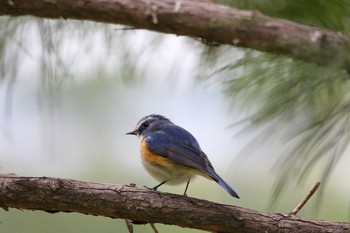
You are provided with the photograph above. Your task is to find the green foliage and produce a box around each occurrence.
[219,0,350,33]
[213,51,349,197]
[220,52,348,123]
[208,0,350,201]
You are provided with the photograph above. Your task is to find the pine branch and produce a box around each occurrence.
[0,174,348,233]
[0,0,349,71]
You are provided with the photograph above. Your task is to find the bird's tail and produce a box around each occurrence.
[207,166,239,198]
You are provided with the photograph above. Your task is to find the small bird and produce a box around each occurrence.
[126,114,239,198]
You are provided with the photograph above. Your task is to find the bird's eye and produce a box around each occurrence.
[141,122,149,129]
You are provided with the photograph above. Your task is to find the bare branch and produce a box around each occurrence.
[125,219,134,233]
[291,181,321,215]
[150,223,160,233]
[0,0,349,70]
[0,174,348,233]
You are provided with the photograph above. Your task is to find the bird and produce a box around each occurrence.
[126,114,239,198]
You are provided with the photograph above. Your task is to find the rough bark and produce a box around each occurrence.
[0,174,349,233]
[0,0,350,71]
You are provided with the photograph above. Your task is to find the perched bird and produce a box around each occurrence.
[126,114,239,198]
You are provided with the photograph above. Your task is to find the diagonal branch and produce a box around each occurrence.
[291,181,321,215]
[0,0,350,71]
[0,174,348,233]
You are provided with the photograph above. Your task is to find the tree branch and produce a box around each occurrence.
[0,174,349,233]
[0,0,350,71]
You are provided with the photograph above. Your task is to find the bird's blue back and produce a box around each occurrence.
[145,124,215,176]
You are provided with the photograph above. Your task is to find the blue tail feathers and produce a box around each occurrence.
[216,175,240,198]
[207,166,239,198]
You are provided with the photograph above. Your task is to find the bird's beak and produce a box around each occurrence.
[126,130,138,136]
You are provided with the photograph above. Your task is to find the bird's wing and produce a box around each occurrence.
[145,128,214,176]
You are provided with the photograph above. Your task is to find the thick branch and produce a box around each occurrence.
[1,0,350,70]
[0,174,349,233]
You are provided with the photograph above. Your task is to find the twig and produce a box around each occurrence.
[291,181,321,215]
[150,223,159,233]
[114,26,138,31]
[124,219,134,233]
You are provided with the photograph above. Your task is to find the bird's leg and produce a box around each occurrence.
[183,178,191,196]
[152,181,167,191]
[144,181,167,191]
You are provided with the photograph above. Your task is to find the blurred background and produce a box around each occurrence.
[1,1,350,232]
